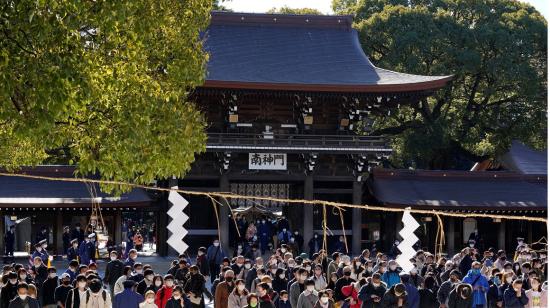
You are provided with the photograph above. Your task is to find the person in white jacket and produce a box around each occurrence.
[113,266,132,296]
[139,290,158,308]
[228,279,248,308]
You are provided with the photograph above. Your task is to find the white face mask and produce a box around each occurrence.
[306,286,314,292]
[78,282,87,289]
[237,284,245,291]
[19,294,28,300]
[320,297,329,304]
[390,265,397,271]
[506,277,513,284]
[49,273,56,279]
[281,249,287,253]
[146,275,154,281]
[110,256,117,261]
[279,274,286,279]
[42,244,48,249]
[146,298,155,303]
[136,269,143,274]
[213,242,220,247]
[155,281,162,287]
[20,275,27,280]
[166,281,174,287]
[245,264,251,269]
[173,295,181,300]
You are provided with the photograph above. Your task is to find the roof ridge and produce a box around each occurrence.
[210,11,353,29]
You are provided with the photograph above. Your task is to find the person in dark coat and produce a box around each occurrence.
[502,279,528,308]
[104,250,125,295]
[458,249,474,277]
[1,272,19,308]
[113,280,144,308]
[30,257,48,293]
[4,225,15,264]
[334,267,355,304]
[67,239,79,264]
[55,273,73,307]
[183,266,208,308]
[448,283,473,308]
[165,286,192,308]
[35,226,48,245]
[206,240,226,284]
[42,267,59,306]
[358,273,386,308]
[418,276,438,308]
[381,283,408,308]
[137,269,155,296]
[308,234,322,257]
[78,234,95,265]
[196,247,210,277]
[71,223,85,243]
[62,226,71,255]
[31,240,49,264]
[7,283,40,308]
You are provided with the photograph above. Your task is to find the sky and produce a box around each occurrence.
[223,0,548,19]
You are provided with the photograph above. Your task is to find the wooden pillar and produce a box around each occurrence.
[0,213,4,256]
[219,174,230,253]
[303,175,314,252]
[56,212,63,256]
[352,181,363,255]
[528,222,533,244]
[447,218,455,256]
[115,211,122,247]
[498,220,506,251]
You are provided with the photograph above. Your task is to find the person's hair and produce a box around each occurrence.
[530,277,542,291]
[513,278,523,286]
[133,262,143,269]
[491,268,500,276]
[173,285,183,295]
[317,290,328,298]
[257,282,270,291]
[28,284,37,296]
[153,275,163,284]
[332,252,340,260]
[69,260,79,268]
[76,274,87,282]
[279,290,288,296]
[304,279,315,286]
[129,249,137,254]
[297,268,308,275]
[424,276,436,289]
[47,267,57,273]
[372,272,381,280]
[394,283,406,295]
[17,282,28,290]
[89,279,102,293]
[123,266,132,276]
[164,274,174,281]
[110,251,118,256]
[247,293,259,304]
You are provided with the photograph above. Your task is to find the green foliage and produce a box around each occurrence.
[0,0,212,193]
[353,0,547,169]
[266,6,324,15]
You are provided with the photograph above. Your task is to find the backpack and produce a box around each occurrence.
[86,289,107,303]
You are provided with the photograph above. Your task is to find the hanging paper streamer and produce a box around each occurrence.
[396,208,420,272]
[167,187,189,254]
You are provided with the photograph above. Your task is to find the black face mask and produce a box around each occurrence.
[63,280,71,285]
[225,277,234,282]
[343,272,351,277]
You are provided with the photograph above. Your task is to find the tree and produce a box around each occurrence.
[0,0,212,192]
[266,6,323,15]
[349,0,547,169]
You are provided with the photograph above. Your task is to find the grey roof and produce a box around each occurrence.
[0,167,151,207]
[369,169,547,210]
[499,140,547,175]
[201,12,452,92]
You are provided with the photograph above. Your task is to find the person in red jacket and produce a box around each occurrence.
[341,278,367,308]
[156,274,175,308]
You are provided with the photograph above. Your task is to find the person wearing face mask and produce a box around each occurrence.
[228,279,248,308]
[130,263,145,284]
[55,273,73,308]
[278,228,292,246]
[342,278,367,308]
[486,269,503,308]
[195,247,210,278]
[308,234,322,258]
[104,251,124,295]
[17,269,33,285]
[137,269,156,296]
[82,278,111,308]
[334,266,356,305]
[313,290,334,308]
[146,275,163,294]
[67,239,79,265]
[381,260,400,289]
[140,290,159,308]
[381,283,408,308]
[358,273,386,308]
[7,283,40,308]
[31,240,49,264]
[297,279,318,308]
[125,249,139,268]
[155,275,176,308]
[275,290,292,308]
[41,267,59,307]
[214,270,235,308]
[113,279,144,308]
[78,234,95,266]
[272,268,288,293]
[30,256,48,292]
[437,270,461,308]
[503,279,528,308]
[312,265,327,291]
[462,262,489,308]
[1,272,19,308]
[65,274,88,308]
[245,257,264,291]
[327,253,340,281]
[525,276,546,308]
[289,268,309,307]
[207,240,227,284]
[184,265,209,307]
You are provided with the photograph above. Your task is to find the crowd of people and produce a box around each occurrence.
[0,218,548,308]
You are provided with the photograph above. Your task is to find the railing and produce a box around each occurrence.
[206,133,392,153]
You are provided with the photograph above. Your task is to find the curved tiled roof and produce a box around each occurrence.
[500,140,547,175]
[201,11,453,93]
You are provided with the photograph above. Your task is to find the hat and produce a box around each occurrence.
[38,239,47,245]
[60,273,71,279]
[123,280,136,288]
[299,253,309,260]
[63,226,70,230]
[70,238,79,244]
[87,233,96,239]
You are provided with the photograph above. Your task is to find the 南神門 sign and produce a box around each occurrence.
[249,153,287,170]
